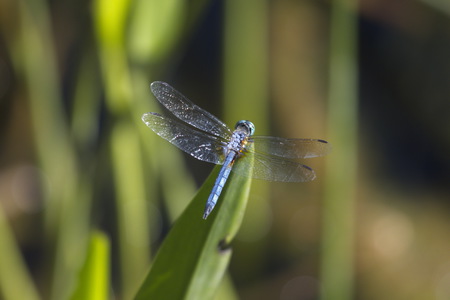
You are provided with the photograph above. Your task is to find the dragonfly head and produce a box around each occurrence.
[235,120,255,136]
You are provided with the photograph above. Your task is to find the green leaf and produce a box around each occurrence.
[70,231,110,300]
[134,161,253,300]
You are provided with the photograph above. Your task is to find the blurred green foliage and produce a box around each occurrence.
[0,0,450,300]
[70,231,110,300]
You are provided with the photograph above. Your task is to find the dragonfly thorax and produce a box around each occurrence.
[226,130,250,156]
[225,121,254,156]
[234,120,255,136]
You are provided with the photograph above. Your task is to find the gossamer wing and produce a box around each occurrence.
[142,81,331,219]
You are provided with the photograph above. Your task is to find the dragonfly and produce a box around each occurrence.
[142,81,331,219]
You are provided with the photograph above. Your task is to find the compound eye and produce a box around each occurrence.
[235,120,255,136]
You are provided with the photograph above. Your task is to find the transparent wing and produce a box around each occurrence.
[150,81,232,139]
[232,151,317,182]
[251,136,331,159]
[142,112,227,164]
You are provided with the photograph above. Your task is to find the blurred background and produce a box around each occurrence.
[1,0,450,299]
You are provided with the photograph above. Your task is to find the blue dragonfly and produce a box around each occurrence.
[142,82,331,219]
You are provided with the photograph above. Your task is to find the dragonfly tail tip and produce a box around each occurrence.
[203,205,214,220]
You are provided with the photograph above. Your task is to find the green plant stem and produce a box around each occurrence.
[223,0,271,266]
[15,1,90,299]
[111,122,150,298]
[321,0,358,299]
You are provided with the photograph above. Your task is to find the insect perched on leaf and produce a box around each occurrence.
[142,82,331,219]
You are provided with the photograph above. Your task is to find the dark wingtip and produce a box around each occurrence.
[317,139,332,155]
[303,165,313,171]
